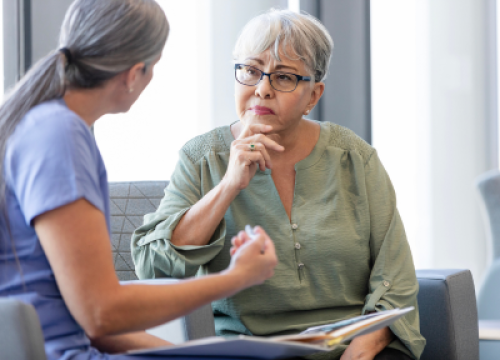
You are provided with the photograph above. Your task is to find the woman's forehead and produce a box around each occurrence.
[242,47,306,71]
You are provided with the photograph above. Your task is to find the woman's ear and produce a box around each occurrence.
[308,81,325,109]
[124,63,146,93]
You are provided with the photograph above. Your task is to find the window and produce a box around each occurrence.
[94,0,212,181]
[370,0,430,268]
[95,0,297,182]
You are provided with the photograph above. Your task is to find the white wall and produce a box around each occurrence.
[209,0,287,128]
[371,0,495,287]
[31,0,74,61]
[93,0,287,181]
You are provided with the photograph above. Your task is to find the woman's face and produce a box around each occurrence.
[234,47,324,133]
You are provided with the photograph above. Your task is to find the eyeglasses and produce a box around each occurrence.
[234,64,311,92]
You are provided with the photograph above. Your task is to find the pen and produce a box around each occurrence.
[245,225,265,254]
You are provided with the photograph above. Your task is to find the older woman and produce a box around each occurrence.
[132,9,425,360]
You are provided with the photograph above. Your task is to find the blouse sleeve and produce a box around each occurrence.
[5,112,105,226]
[361,150,426,359]
[131,149,226,280]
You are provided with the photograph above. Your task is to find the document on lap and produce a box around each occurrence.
[123,307,414,359]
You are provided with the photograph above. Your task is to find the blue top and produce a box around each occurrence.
[0,98,299,360]
[0,99,110,360]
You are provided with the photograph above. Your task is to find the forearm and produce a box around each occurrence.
[36,199,276,340]
[92,270,246,337]
[170,178,238,246]
[90,331,172,354]
[342,327,394,360]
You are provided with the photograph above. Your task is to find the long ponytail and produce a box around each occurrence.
[0,0,169,250]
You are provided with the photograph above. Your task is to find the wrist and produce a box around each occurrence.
[220,267,251,294]
[219,176,241,198]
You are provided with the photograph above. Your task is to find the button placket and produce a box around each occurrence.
[291,222,305,281]
[292,223,301,251]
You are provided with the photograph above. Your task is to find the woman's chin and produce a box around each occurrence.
[245,116,276,126]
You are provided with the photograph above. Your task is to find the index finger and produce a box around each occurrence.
[238,123,273,140]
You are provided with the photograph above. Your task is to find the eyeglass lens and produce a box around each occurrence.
[236,65,298,92]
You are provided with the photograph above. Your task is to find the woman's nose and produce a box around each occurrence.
[255,75,274,99]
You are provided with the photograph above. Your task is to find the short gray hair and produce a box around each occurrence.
[233,9,333,82]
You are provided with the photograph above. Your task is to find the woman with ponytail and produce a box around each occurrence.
[0,1,278,359]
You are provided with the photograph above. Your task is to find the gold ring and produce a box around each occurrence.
[249,144,255,151]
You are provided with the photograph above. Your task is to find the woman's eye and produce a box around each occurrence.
[278,74,292,81]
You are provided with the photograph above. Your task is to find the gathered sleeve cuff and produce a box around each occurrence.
[131,149,226,279]
[362,150,426,360]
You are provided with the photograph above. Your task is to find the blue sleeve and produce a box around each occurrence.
[5,109,105,226]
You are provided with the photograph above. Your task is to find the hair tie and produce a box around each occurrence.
[59,47,73,65]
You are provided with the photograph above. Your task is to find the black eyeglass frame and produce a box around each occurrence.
[234,64,311,93]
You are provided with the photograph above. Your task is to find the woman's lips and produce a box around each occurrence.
[250,105,275,115]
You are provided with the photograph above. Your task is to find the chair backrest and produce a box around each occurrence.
[417,269,479,360]
[476,170,500,260]
[0,298,47,360]
[110,181,216,342]
[109,181,168,281]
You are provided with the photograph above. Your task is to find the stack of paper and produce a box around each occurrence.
[125,307,414,359]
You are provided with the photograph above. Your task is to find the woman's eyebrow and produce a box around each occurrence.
[275,64,298,72]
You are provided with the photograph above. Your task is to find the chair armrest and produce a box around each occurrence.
[121,279,215,342]
[0,298,47,360]
[416,269,479,360]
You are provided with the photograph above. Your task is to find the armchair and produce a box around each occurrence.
[110,181,481,359]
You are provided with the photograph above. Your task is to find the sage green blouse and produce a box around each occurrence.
[131,121,426,359]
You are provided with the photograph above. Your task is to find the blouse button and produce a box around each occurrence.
[295,243,301,250]
[291,224,298,230]
[383,281,390,287]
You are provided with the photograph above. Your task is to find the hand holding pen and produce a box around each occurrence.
[227,225,277,286]
[230,225,268,256]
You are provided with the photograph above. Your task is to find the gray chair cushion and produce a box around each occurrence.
[183,303,217,340]
[109,181,168,281]
[417,269,479,360]
[0,298,47,360]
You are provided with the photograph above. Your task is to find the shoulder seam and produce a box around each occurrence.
[364,148,376,166]
[326,122,374,165]
[182,127,230,163]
